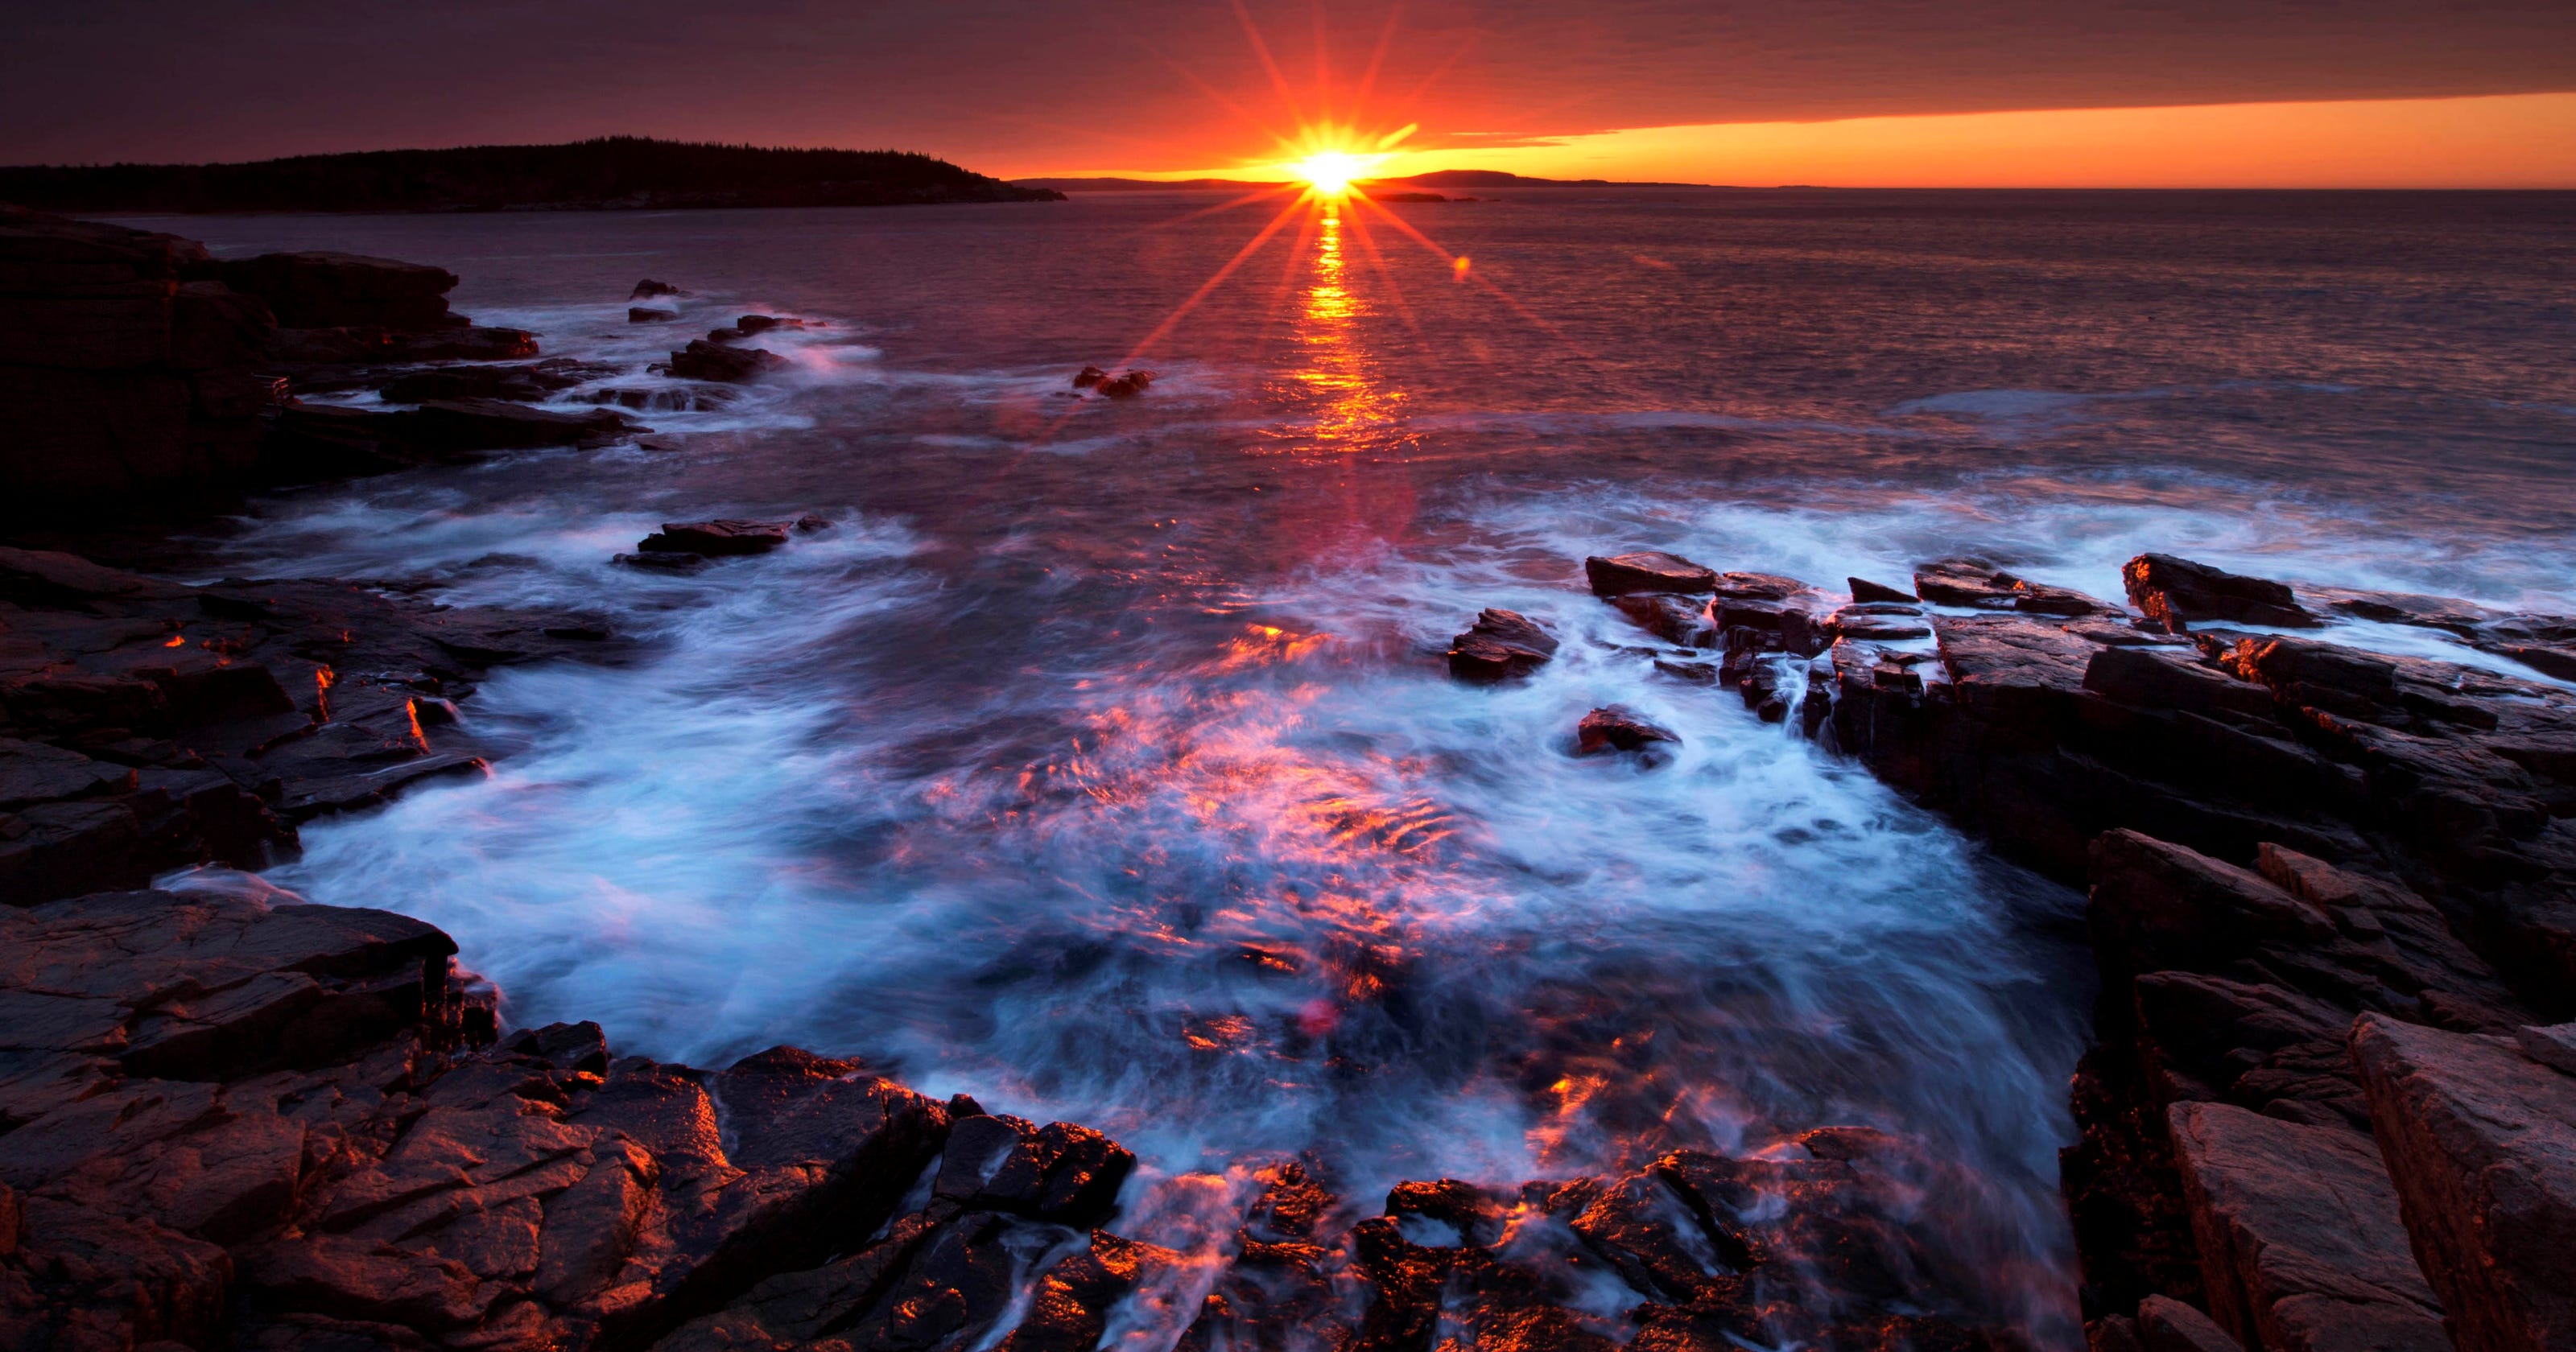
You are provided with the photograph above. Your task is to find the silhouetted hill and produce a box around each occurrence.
[0,137,1063,214]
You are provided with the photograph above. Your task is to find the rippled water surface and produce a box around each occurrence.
[142,190,2576,1343]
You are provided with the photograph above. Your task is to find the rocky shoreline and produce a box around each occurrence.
[6,205,2573,1352]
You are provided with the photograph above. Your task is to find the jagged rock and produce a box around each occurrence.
[1916,558,2124,617]
[1575,706,1678,760]
[1095,369,1156,398]
[2124,554,2318,631]
[1585,550,1717,597]
[501,1021,609,1074]
[1851,575,1918,604]
[2351,1015,2576,1352]
[1447,608,1557,682]
[995,1230,1179,1352]
[1385,1178,1508,1246]
[667,340,786,382]
[1071,365,1107,389]
[931,1113,1136,1226]
[0,1189,233,1350]
[2167,1101,2449,1352]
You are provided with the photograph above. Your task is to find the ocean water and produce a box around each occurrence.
[142,189,2576,1344]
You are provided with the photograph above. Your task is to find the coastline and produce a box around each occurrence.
[5,210,2574,1352]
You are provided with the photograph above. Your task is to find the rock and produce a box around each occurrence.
[1916,557,2123,617]
[0,888,459,1093]
[1611,592,1715,646]
[634,520,795,558]
[1385,1178,1508,1246]
[2513,1023,2576,1076]
[930,1113,1136,1226]
[1071,365,1107,389]
[629,307,678,323]
[1095,369,1155,398]
[1829,606,1933,643]
[1575,706,1678,760]
[270,324,540,366]
[197,252,464,331]
[2165,1100,2448,1352]
[1585,550,1718,597]
[502,1021,610,1074]
[1447,608,1558,682]
[731,315,801,336]
[407,398,642,451]
[667,339,786,382]
[2140,1296,2248,1352]
[0,207,273,509]
[630,279,685,299]
[378,360,607,405]
[1851,575,1918,604]
[2124,554,2318,631]
[2351,1014,2576,1352]
[0,1190,233,1351]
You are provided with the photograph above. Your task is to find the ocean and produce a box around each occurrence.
[134,188,2576,1345]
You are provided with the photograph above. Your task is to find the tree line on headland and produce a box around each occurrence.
[0,135,1063,213]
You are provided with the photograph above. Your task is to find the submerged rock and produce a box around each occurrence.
[1071,365,1108,389]
[1095,369,1156,398]
[634,518,800,558]
[1447,608,1558,682]
[628,306,678,323]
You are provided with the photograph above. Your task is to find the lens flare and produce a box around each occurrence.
[1295,150,1368,196]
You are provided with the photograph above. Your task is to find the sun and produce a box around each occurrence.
[1294,150,1370,197]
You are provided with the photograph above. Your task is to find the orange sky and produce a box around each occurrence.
[1082,93,2576,190]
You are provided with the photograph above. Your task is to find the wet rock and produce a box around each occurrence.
[1612,592,1715,646]
[2166,1100,2448,1352]
[1585,550,1719,597]
[0,887,459,1090]
[2124,554,2318,631]
[931,1112,1136,1226]
[410,398,642,451]
[1385,1178,1508,1246]
[667,339,786,382]
[629,306,679,323]
[1096,369,1156,398]
[576,383,737,413]
[1447,608,1558,682]
[1071,365,1108,389]
[0,1189,233,1350]
[630,279,686,299]
[1829,606,1934,643]
[1576,706,1679,760]
[502,1021,611,1074]
[270,324,540,367]
[1851,575,1918,604]
[997,1230,1180,1352]
[634,518,797,558]
[2351,1014,2576,1352]
[1916,557,2124,617]
[378,359,608,404]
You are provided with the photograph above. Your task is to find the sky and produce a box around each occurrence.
[4,0,2573,187]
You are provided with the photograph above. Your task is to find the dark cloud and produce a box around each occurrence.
[4,0,2570,171]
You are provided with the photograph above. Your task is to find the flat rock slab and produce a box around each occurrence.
[2124,554,2318,631]
[2166,1100,2448,1352]
[1584,550,1717,596]
[2351,1014,2576,1352]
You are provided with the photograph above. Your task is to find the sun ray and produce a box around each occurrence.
[1116,192,1315,369]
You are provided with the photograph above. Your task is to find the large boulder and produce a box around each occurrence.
[667,340,786,382]
[2351,1015,2576,1352]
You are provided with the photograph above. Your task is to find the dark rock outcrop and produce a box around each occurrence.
[1915,557,2124,618]
[377,360,609,405]
[1446,608,1557,682]
[0,206,276,513]
[2351,1015,2576,1352]
[1094,369,1154,398]
[268,398,643,479]
[2124,554,2318,631]
[0,545,619,904]
[629,306,678,324]
[194,252,463,332]
[630,280,685,300]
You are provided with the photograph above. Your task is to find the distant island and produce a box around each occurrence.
[0,136,1063,214]
[1016,168,1707,192]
